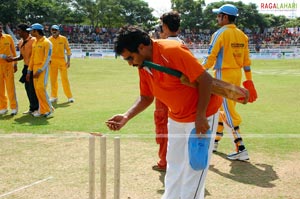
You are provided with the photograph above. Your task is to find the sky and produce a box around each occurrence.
[144,0,299,18]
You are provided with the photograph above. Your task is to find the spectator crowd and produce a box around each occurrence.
[7,23,300,49]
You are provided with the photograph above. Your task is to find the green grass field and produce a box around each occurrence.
[1,58,299,132]
[1,58,300,154]
[0,58,143,134]
[1,59,299,143]
[0,58,300,199]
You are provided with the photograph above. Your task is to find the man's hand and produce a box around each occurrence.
[25,73,30,82]
[13,65,17,73]
[33,72,40,78]
[195,115,210,136]
[6,56,14,62]
[195,71,212,136]
[105,114,129,131]
[33,69,42,78]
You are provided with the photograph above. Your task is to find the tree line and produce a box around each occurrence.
[0,0,299,32]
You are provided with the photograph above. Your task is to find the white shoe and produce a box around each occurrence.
[213,142,218,152]
[50,98,58,103]
[32,111,41,117]
[0,109,8,115]
[227,149,249,161]
[11,109,18,115]
[68,98,75,103]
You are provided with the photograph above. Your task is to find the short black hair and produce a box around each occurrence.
[17,23,30,33]
[160,11,181,32]
[220,13,237,23]
[114,25,151,55]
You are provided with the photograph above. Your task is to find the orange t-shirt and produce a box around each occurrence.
[18,36,35,66]
[139,40,222,122]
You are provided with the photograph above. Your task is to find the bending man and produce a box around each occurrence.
[106,25,222,199]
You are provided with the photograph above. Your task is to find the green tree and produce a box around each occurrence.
[71,0,156,29]
[71,0,101,26]
[13,0,84,25]
[51,0,85,24]
[0,0,18,25]
[119,0,157,29]
[265,14,289,27]
[1,0,298,33]
[285,17,300,27]
[171,0,206,30]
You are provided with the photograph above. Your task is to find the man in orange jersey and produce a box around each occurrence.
[26,23,53,118]
[202,4,257,160]
[106,25,222,199]
[152,11,186,173]
[7,24,39,114]
[48,25,74,103]
[0,22,18,116]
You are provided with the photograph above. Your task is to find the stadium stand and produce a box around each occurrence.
[5,23,300,58]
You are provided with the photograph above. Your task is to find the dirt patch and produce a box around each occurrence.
[206,151,299,199]
[0,134,299,199]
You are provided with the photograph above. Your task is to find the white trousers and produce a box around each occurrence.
[162,112,219,199]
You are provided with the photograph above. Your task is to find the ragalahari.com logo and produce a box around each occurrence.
[260,2,297,11]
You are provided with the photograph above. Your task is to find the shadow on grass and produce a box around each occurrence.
[52,102,71,109]
[12,114,52,126]
[0,114,16,120]
[210,151,279,188]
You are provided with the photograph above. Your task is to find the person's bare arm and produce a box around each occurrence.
[195,71,213,135]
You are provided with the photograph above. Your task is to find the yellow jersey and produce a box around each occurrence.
[48,35,71,60]
[0,34,17,64]
[202,24,251,70]
[28,36,52,72]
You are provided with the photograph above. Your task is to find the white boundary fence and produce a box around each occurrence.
[69,43,300,60]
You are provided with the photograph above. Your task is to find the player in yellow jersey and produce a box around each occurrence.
[48,25,74,103]
[0,22,18,116]
[202,4,258,160]
[26,23,53,118]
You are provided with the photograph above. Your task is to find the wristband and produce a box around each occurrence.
[244,71,252,80]
[0,54,7,59]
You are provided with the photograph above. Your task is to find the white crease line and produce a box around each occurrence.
[0,133,300,139]
[253,70,300,76]
[0,176,53,198]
